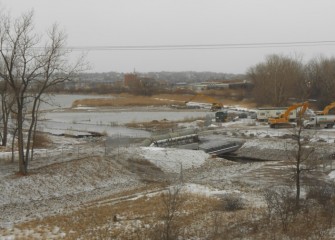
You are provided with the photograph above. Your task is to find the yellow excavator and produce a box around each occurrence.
[185,93,222,111]
[268,101,309,128]
[316,102,335,115]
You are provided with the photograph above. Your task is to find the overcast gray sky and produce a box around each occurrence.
[2,0,335,73]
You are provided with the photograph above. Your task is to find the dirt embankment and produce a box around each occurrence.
[71,94,188,108]
[71,93,256,108]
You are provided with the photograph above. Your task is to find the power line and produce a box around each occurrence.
[65,40,335,51]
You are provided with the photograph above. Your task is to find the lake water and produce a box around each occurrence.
[41,94,214,138]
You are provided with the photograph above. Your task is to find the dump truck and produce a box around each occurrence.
[303,115,335,129]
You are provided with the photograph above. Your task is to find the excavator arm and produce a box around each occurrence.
[317,102,335,115]
[268,101,309,128]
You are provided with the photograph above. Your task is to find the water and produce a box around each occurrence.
[43,111,212,125]
[41,121,151,138]
[40,94,214,138]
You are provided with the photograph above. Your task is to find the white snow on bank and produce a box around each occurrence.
[177,120,203,129]
[182,183,240,197]
[131,184,239,201]
[328,171,335,179]
[73,106,96,110]
[137,147,210,173]
[242,138,293,150]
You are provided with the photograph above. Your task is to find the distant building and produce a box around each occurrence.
[174,82,188,89]
[192,83,208,92]
[228,80,253,89]
[124,73,140,88]
[206,82,230,89]
[184,80,253,92]
[123,73,158,96]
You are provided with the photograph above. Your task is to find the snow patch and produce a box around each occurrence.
[328,171,335,179]
[138,147,210,173]
[182,183,239,197]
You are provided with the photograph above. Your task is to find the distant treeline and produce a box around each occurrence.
[48,71,246,95]
[77,71,245,84]
[247,54,335,108]
[50,54,335,110]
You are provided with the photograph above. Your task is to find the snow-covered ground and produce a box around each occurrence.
[136,147,209,173]
[2,102,335,238]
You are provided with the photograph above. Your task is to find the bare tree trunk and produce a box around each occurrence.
[11,128,17,163]
[30,121,36,162]
[0,80,13,147]
[2,115,8,146]
[296,164,301,207]
[17,107,27,174]
[292,125,315,208]
[295,127,302,207]
[29,97,41,162]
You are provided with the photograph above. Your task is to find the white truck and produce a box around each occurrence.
[256,107,297,122]
[303,115,335,129]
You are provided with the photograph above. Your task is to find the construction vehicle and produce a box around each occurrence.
[215,110,228,122]
[256,107,297,122]
[185,93,222,111]
[268,102,309,128]
[316,102,335,115]
[303,115,335,129]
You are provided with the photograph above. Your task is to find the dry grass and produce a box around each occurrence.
[33,132,52,148]
[125,116,206,131]
[71,93,256,108]
[126,119,177,130]
[14,191,223,239]
[71,93,189,108]
[11,188,335,239]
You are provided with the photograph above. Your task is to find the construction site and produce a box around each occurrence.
[1,0,335,237]
[1,92,335,239]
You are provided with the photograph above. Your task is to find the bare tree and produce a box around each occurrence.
[306,56,335,108]
[263,188,297,233]
[288,124,316,207]
[247,62,273,106]
[0,11,85,174]
[158,185,184,240]
[0,77,15,146]
[247,54,306,106]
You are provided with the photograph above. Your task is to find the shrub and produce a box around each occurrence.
[221,194,244,211]
[33,133,52,148]
[306,184,334,206]
[263,188,297,233]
